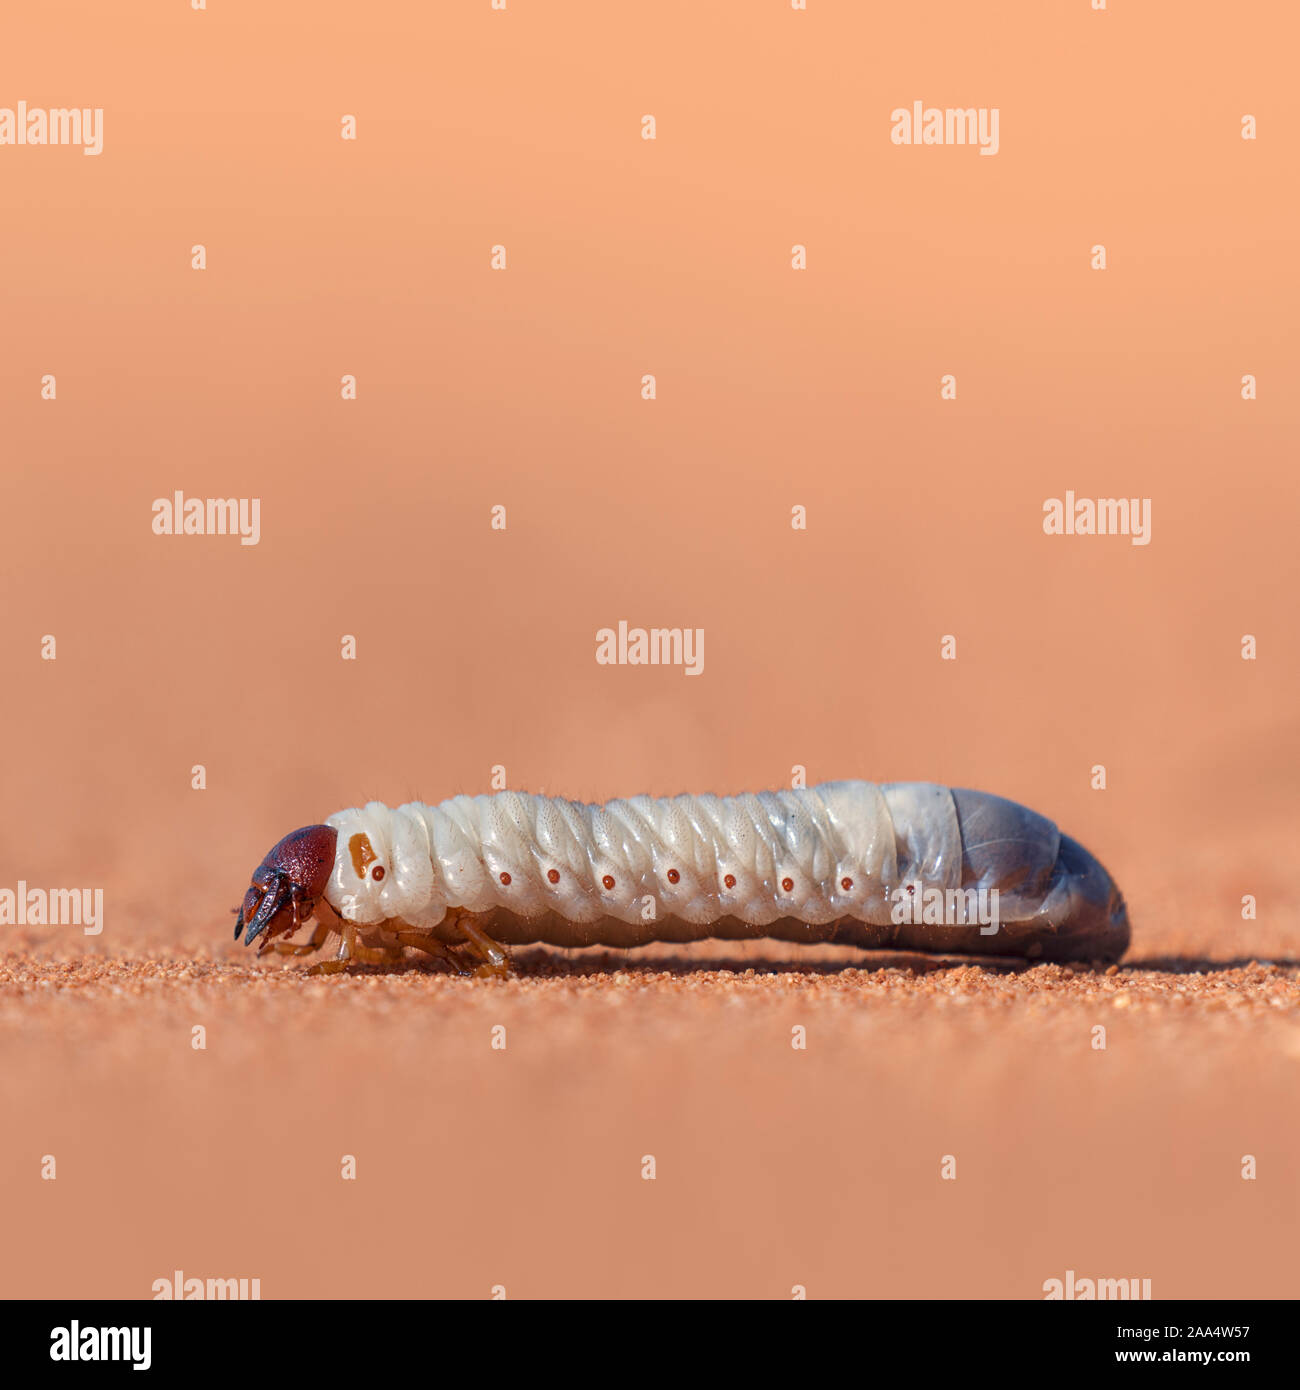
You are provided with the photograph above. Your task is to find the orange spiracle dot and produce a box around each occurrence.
[372,866,386,881]
[724,874,736,890]
[667,868,680,884]
[547,868,560,884]
[841,877,854,891]
[781,877,794,893]
[499,872,512,886]
[602,874,615,891]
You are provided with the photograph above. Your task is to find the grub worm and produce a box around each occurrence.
[232,782,1130,975]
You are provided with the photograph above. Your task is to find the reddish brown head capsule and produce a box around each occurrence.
[234,824,338,950]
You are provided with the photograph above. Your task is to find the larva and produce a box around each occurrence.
[232,782,1130,974]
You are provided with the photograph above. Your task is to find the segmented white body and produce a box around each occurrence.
[322,782,1129,959]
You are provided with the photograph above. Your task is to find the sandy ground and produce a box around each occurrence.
[3,911,1298,1299]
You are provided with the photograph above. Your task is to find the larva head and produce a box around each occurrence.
[234,824,338,949]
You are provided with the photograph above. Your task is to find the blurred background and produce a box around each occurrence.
[0,1,1296,1298]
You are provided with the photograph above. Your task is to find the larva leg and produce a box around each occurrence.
[307,961,352,976]
[351,940,405,967]
[266,918,331,957]
[451,912,513,978]
[394,929,473,974]
[306,923,357,976]
[306,922,402,975]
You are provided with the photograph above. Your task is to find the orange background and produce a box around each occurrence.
[1,1,1296,1299]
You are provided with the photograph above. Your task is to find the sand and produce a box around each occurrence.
[3,923,1298,1299]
